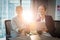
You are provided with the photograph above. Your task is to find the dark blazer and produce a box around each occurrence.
[45,15,56,37]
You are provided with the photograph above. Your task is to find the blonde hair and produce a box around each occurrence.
[16,6,23,11]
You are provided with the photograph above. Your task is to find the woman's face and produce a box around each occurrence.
[16,7,23,15]
[38,6,46,15]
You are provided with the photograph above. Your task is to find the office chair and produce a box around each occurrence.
[54,20,60,38]
[5,20,11,40]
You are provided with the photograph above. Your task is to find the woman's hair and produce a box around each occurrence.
[38,4,47,11]
[16,6,23,11]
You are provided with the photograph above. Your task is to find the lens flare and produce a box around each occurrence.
[22,10,34,24]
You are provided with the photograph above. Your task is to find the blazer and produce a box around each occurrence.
[45,15,56,37]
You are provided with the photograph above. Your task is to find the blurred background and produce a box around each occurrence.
[0,0,60,40]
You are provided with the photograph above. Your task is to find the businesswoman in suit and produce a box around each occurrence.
[36,4,56,37]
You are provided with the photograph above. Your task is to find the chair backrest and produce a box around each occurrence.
[5,20,11,37]
[54,20,60,37]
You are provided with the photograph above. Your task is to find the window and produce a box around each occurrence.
[0,0,31,39]
[0,0,20,39]
[22,0,31,10]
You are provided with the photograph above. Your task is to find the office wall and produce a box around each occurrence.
[47,0,56,20]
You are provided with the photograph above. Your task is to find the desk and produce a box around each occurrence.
[10,35,60,40]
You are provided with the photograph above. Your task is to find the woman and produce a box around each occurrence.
[36,4,56,37]
[11,6,30,38]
